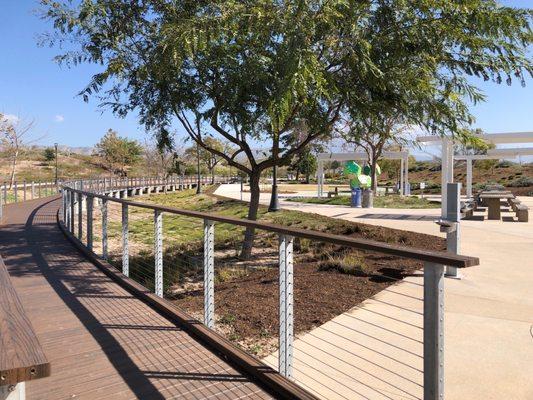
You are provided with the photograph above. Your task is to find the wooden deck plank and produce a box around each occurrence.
[0,198,275,400]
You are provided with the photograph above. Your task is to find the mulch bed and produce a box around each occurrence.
[172,225,445,356]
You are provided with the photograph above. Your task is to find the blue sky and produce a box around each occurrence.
[0,0,532,151]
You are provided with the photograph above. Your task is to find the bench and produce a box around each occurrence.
[508,198,521,212]
[516,204,529,222]
[0,257,50,395]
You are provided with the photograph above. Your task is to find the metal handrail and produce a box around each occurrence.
[59,177,480,400]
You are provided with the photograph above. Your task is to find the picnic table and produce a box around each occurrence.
[478,190,515,220]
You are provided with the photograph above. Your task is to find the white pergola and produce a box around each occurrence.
[417,131,533,217]
[316,151,410,197]
[456,147,533,198]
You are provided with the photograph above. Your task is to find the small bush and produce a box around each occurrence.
[508,176,533,187]
[318,252,368,276]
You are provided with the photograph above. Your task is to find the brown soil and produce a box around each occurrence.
[172,228,444,357]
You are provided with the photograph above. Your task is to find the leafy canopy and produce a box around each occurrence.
[40,0,532,165]
[94,129,142,175]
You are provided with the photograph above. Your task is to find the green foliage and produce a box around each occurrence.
[94,129,142,176]
[43,147,55,162]
[290,150,317,183]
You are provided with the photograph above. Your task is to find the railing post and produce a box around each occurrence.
[445,183,461,278]
[3,184,7,206]
[424,262,445,400]
[122,204,129,277]
[78,192,83,239]
[31,181,35,200]
[38,182,42,198]
[87,195,94,251]
[23,181,27,201]
[70,189,75,233]
[278,234,294,378]
[102,199,108,259]
[14,183,18,203]
[203,219,215,328]
[154,210,163,297]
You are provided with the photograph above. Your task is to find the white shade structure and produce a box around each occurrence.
[417,132,533,217]
[456,147,533,197]
[316,151,410,197]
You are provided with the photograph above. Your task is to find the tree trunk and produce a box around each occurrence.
[370,153,378,193]
[240,172,261,259]
[211,167,215,184]
[9,150,18,189]
[295,169,300,182]
[305,172,310,184]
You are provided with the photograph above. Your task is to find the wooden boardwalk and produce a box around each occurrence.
[0,198,274,400]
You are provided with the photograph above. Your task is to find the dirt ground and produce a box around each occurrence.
[172,227,445,357]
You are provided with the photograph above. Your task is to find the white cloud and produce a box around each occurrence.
[54,115,65,123]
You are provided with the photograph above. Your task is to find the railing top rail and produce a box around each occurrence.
[66,185,479,268]
[0,257,51,385]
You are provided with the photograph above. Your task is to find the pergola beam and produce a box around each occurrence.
[417,131,533,144]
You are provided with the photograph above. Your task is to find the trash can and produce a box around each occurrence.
[362,189,373,208]
[351,187,362,208]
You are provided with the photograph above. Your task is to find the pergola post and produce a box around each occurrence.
[466,158,473,198]
[400,158,405,196]
[441,137,454,218]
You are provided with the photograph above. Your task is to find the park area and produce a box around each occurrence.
[96,187,445,356]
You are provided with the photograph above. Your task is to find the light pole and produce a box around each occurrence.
[268,165,280,212]
[54,143,59,186]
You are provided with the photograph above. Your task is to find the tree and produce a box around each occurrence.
[43,147,55,163]
[338,112,409,192]
[184,137,233,184]
[41,1,347,258]
[336,1,531,191]
[94,129,142,176]
[0,114,38,188]
[290,150,318,184]
[41,0,532,257]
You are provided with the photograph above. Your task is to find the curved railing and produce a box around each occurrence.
[57,177,479,399]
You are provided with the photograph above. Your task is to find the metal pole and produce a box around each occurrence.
[54,143,59,188]
[278,234,294,378]
[23,181,27,201]
[87,195,94,250]
[70,189,75,233]
[317,161,323,197]
[154,210,163,297]
[196,142,201,194]
[78,192,83,239]
[424,262,445,400]
[122,204,129,276]
[102,199,108,259]
[203,219,215,328]
[445,183,461,278]
[268,166,280,212]
[31,182,35,200]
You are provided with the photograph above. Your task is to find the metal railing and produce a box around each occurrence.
[56,177,479,400]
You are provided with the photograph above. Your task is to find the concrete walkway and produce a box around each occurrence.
[216,184,533,400]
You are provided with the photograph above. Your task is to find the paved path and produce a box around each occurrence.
[0,197,274,400]
[217,184,533,400]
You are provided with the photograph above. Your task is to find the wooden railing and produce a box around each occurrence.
[0,257,50,398]
[59,178,479,399]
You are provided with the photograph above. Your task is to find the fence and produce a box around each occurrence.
[55,177,479,400]
[0,175,234,221]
